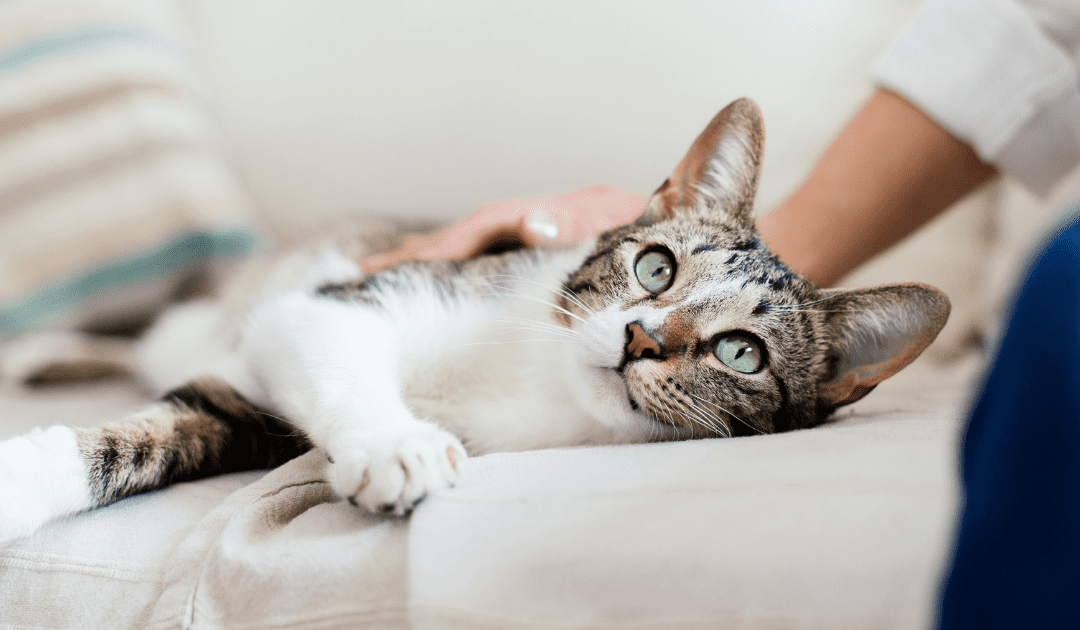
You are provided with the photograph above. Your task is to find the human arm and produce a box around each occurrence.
[764,0,1080,286]
[755,87,998,287]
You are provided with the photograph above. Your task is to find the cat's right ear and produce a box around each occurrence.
[638,98,764,227]
[816,283,951,408]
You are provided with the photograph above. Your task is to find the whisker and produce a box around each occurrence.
[491,317,583,336]
[687,396,741,436]
[482,275,603,331]
[680,397,730,438]
[681,398,728,438]
[682,407,721,439]
[449,338,575,351]
[520,354,563,375]
[480,279,594,328]
[489,323,580,341]
[554,285,598,317]
[485,274,598,316]
[689,393,762,435]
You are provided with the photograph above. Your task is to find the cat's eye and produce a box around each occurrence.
[715,333,764,374]
[635,249,675,294]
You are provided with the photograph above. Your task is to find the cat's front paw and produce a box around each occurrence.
[329,424,466,516]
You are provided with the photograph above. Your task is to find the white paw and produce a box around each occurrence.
[0,427,94,543]
[329,423,466,516]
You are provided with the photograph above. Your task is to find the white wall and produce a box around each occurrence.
[182,0,922,235]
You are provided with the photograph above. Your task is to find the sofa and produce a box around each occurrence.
[2,1,1079,628]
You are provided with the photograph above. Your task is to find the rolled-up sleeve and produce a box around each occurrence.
[874,0,1080,195]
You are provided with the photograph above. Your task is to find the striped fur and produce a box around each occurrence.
[77,378,311,506]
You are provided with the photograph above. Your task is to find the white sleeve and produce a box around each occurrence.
[874,0,1080,195]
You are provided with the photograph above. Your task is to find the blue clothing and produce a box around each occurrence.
[939,216,1080,628]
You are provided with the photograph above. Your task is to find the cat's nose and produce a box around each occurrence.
[624,322,664,363]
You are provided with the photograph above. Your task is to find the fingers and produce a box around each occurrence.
[361,204,535,272]
[360,230,445,272]
[360,222,489,272]
[360,184,648,273]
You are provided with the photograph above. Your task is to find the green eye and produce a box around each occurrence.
[635,250,675,293]
[716,334,764,373]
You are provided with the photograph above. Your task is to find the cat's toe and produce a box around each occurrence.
[354,450,409,512]
[331,427,466,516]
[330,449,371,501]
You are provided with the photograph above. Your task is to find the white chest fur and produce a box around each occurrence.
[397,284,613,454]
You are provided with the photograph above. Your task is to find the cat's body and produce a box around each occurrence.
[0,99,949,542]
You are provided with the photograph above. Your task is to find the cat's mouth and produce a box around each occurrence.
[608,362,640,411]
[617,369,676,427]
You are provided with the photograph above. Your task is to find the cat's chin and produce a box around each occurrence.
[561,358,648,435]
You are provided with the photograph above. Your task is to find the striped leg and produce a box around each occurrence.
[0,377,311,543]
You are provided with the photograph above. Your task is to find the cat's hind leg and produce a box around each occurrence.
[0,377,310,543]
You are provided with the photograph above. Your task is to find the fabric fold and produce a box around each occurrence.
[149,451,410,630]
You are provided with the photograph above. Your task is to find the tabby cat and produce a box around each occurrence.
[0,99,949,542]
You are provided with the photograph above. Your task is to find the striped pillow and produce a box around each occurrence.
[0,0,257,338]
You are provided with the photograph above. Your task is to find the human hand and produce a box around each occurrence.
[361,184,648,272]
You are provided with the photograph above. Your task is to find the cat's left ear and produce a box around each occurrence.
[639,97,764,226]
[816,283,951,407]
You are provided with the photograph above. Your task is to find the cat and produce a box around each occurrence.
[0,98,949,542]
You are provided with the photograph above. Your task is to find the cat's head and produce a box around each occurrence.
[557,98,949,438]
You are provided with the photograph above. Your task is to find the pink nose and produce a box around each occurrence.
[625,322,663,361]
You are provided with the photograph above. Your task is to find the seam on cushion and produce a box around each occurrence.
[0,553,161,583]
[0,546,150,573]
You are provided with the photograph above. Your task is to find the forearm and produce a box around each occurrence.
[756,88,997,287]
